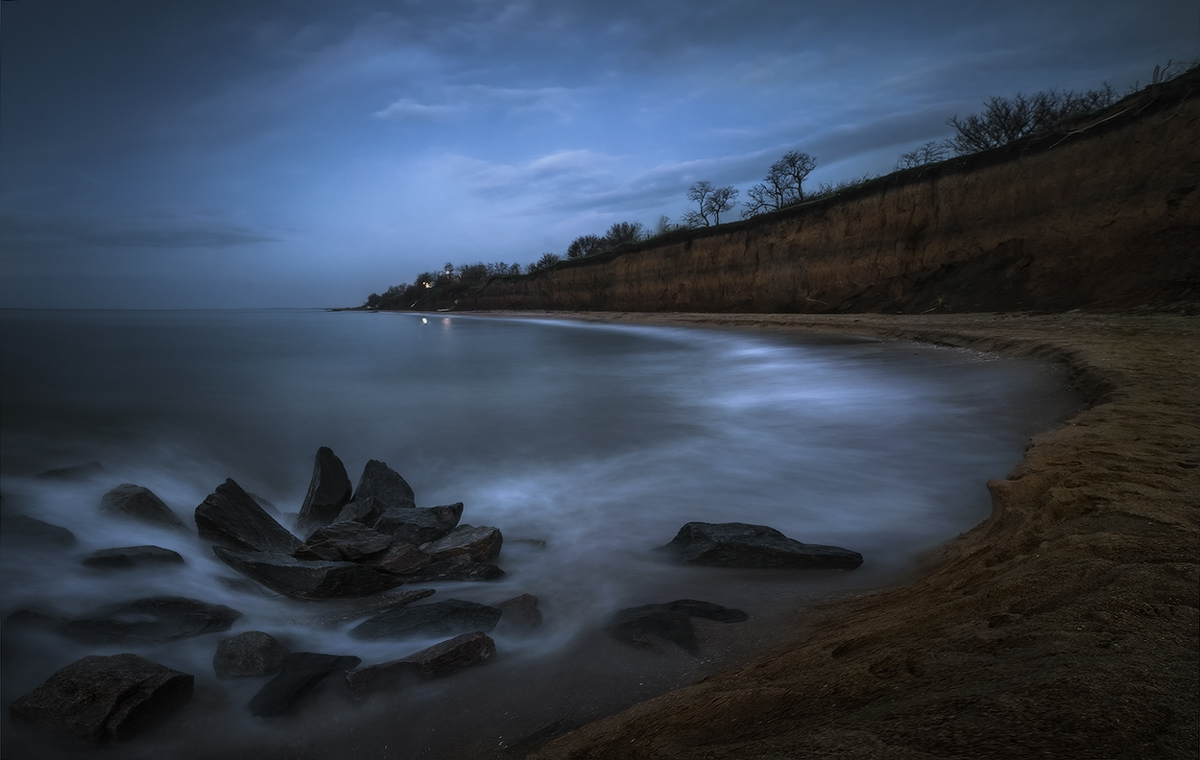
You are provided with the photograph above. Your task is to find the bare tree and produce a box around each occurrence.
[684,181,739,226]
[741,150,817,218]
[946,85,1116,154]
[604,221,645,249]
[566,234,605,259]
[896,141,948,170]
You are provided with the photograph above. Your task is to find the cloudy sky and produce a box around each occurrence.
[1,0,1195,308]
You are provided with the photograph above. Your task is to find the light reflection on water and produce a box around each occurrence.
[0,309,1080,758]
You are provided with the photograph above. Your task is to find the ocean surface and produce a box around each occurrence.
[0,309,1081,758]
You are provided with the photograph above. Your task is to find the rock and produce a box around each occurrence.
[195,479,301,554]
[247,652,361,717]
[421,524,502,562]
[57,596,242,645]
[605,599,749,656]
[496,593,543,630]
[372,504,462,545]
[99,484,185,530]
[292,521,393,562]
[302,589,436,629]
[405,556,505,582]
[350,599,503,640]
[335,496,386,526]
[34,462,104,481]
[345,632,496,694]
[213,631,290,679]
[8,653,193,744]
[0,514,77,548]
[351,459,416,510]
[213,547,406,600]
[80,545,185,570]
[295,447,353,535]
[660,522,863,569]
[366,543,432,575]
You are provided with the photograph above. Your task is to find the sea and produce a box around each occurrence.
[0,309,1081,758]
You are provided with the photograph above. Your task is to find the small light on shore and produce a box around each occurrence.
[421,317,428,324]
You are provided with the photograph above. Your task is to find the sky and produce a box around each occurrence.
[1,1,1196,309]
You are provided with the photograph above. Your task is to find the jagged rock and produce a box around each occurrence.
[81,545,185,570]
[99,484,185,530]
[34,462,104,481]
[346,632,496,694]
[0,514,77,548]
[372,505,462,545]
[366,543,432,575]
[213,631,290,679]
[213,547,406,600]
[404,556,505,582]
[57,596,241,646]
[295,447,353,535]
[605,599,748,656]
[195,479,301,554]
[247,652,360,717]
[351,460,416,510]
[292,521,393,562]
[350,599,503,640]
[421,524,502,562]
[8,653,193,744]
[660,522,863,569]
[335,496,386,526]
[496,594,543,630]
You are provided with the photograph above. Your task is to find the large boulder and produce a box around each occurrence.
[8,653,193,744]
[292,521,393,562]
[350,599,503,641]
[247,652,361,717]
[99,484,185,531]
[351,460,416,510]
[294,447,353,535]
[195,479,301,554]
[80,545,185,570]
[57,596,241,646]
[0,514,77,548]
[213,631,290,680]
[371,504,462,545]
[421,524,502,563]
[213,547,406,600]
[365,543,432,575]
[345,632,496,694]
[605,599,748,656]
[660,522,863,569]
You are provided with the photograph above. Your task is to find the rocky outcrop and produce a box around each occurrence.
[247,652,361,717]
[293,520,393,562]
[352,460,416,509]
[57,596,241,645]
[295,447,353,535]
[8,653,193,744]
[350,599,504,640]
[0,514,77,548]
[345,632,496,694]
[213,631,290,679]
[661,522,863,569]
[80,545,184,570]
[99,484,185,531]
[605,600,748,656]
[422,524,502,562]
[212,547,406,600]
[195,479,302,554]
[372,503,463,544]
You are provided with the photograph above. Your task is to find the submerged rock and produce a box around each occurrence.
[195,479,301,554]
[80,545,185,570]
[295,447,353,535]
[8,653,193,744]
[351,460,416,510]
[0,514,77,548]
[213,547,406,599]
[213,631,290,680]
[421,524,502,563]
[346,632,496,694]
[293,520,393,562]
[605,599,749,656]
[57,596,241,646]
[496,593,543,630]
[350,599,503,641]
[660,522,863,569]
[34,462,104,481]
[247,652,361,717]
[100,484,185,531]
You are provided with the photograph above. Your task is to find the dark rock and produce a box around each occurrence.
[295,447,353,535]
[213,631,290,679]
[57,596,241,645]
[366,543,432,575]
[605,599,749,656]
[335,496,386,526]
[404,556,505,583]
[34,462,104,481]
[81,545,185,570]
[660,522,863,569]
[247,652,361,717]
[496,593,543,630]
[8,653,193,744]
[346,632,496,694]
[213,547,406,600]
[99,484,185,530]
[421,524,502,562]
[293,521,393,562]
[4,606,66,629]
[350,599,503,641]
[195,479,301,554]
[372,504,462,545]
[248,493,281,517]
[0,514,77,548]
[303,589,436,629]
[351,459,416,510]
[661,599,750,622]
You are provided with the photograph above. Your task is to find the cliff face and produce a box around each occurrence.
[438,75,1198,314]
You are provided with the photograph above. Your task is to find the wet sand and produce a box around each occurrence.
[506,310,1200,760]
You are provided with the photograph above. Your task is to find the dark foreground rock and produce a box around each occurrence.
[100,484,185,530]
[213,547,406,599]
[496,593,543,630]
[80,545,185,570]
[346,632,496,694]
[365,542,432,575]
[213,631,291,679]
[421,524,503,562]
[661,522,863,569]
[606,600,749,656]
[404,556,505,583]
[58,596,241,645]
[0,514,77,548]
[295,447,353,535]
[293,520,393,562]
[8,653,193,744]
[372,504,463,544]
[350,599,503,640]
[247,652,361,717]
[352,459,416,510]
[195,479,302,554]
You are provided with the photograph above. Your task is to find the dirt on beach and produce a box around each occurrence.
[512,309,1199,760]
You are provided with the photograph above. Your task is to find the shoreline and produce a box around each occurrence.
[462,310,1199,759]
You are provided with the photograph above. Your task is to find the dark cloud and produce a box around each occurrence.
[0,214,279,251]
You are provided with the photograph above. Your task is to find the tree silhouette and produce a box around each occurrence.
[742,150,816,218]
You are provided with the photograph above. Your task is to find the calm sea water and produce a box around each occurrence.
[0,309,1079,758]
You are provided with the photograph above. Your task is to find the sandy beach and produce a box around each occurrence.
[500,310,1200,759]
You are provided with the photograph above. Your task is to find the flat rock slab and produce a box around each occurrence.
[0,514,77,548]
[404,557,505,583]
[213,547,407,599]
[421,524,503,562]
[372,505,462,545]
[295,447,353,535]
[81,545,184,570]
[350,599,503,641]
[247,652,361,717]
[57,596,241,645]
[100,484,185,530]
[346,632,496,694]
[293,520,393,562]
[8,653,193,744]
[606,599,749,656]
[195,478,302,554]
[214,631,290,679]
[661,521,863,569]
